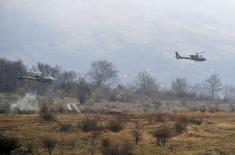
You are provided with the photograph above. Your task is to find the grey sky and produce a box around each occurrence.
[1,0,235,87]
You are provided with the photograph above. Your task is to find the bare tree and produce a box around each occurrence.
[134,71,159,97]
[32,62,61,77]
[56,71,77,94]
[223,85,235,103]
[0,58,26,92]
[88,60,118,88]
[76,74,91,104]
[204,73,222,99]
[188,83,210,99]
[171,78,188,97]
[189,83,200,97]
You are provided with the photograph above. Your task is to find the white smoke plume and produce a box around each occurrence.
[10,93,39,112]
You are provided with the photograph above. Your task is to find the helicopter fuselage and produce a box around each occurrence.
[17,72,54,83]
[175,52,207,62]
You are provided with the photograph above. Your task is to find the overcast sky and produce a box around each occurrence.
[1,0,235,87]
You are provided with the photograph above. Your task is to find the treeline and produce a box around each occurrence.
[0,57,235,104]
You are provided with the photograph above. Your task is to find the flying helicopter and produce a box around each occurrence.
[17,71,55,83]
[175,51,207,62]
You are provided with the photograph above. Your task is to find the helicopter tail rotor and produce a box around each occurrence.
[175,51,181,59]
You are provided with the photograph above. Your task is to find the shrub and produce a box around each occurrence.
[42,137,57,155]
[155,113,168,122]
[101,138,111,155]
[57,123,72,132]
[106,118,123,132]
[168,144,176,152]
[119,141,134,155]
[199,106,206,113]
[134,120,140,129]
[59,138,76,150]
[174,115,190,126]
[230,105,235,112]
[152,100,161,108]
[66,139,76,150]
[153,126,172,146]
[131,130,142,144]
[54,103,67,114]
[173,115,203,134]
[174,120,187,133]
[188,116,203,125]
[79,117,100,132]
[175,115,189,123]
[25,143,34,154]
[0,135,20,155]
[214,147,229,155]
[208,106,220,113]
[0,101,11,114]
[101,138,133,155]
[78,132,101,155]
[190,107,198,112]
[10,147,30,155]
[39,101,55,121]
[148,113,167,124]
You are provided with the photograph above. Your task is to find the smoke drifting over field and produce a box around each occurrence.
[10,93,39,112]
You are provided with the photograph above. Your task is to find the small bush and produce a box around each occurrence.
[53,103,67,114]
[0,135,20,155]
[168,144,176,152]
[152,100,161,108]
[79,118,101,132]
[0,101,11,114]
[230,105,235,112]
[131,130,142,144]
[106,118,123,132]
[25,143,34,154]
[39,101,55,121]
[101,138,133,155]
[190,107,199,112]
[199,106,206,113]
[174,115,202,133]
[57,123,72,132]
[134,120,140,129]
[153,126,172,146]
[175,115,189,123]
[59,138,76,150]
[174,120,187,133]
[42,137,57,155]
[208,106,220,113]
[188,116,203,125]
[148,113,167,124]
[65,139,76,150]
[10,147,30,155]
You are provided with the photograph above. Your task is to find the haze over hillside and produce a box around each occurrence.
[1,0,235,86]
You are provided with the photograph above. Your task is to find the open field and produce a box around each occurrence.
[0,112,235,155]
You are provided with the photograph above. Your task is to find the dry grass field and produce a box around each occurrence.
[0,112,235,155]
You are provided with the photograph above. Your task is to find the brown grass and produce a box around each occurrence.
[0,112,234,154]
